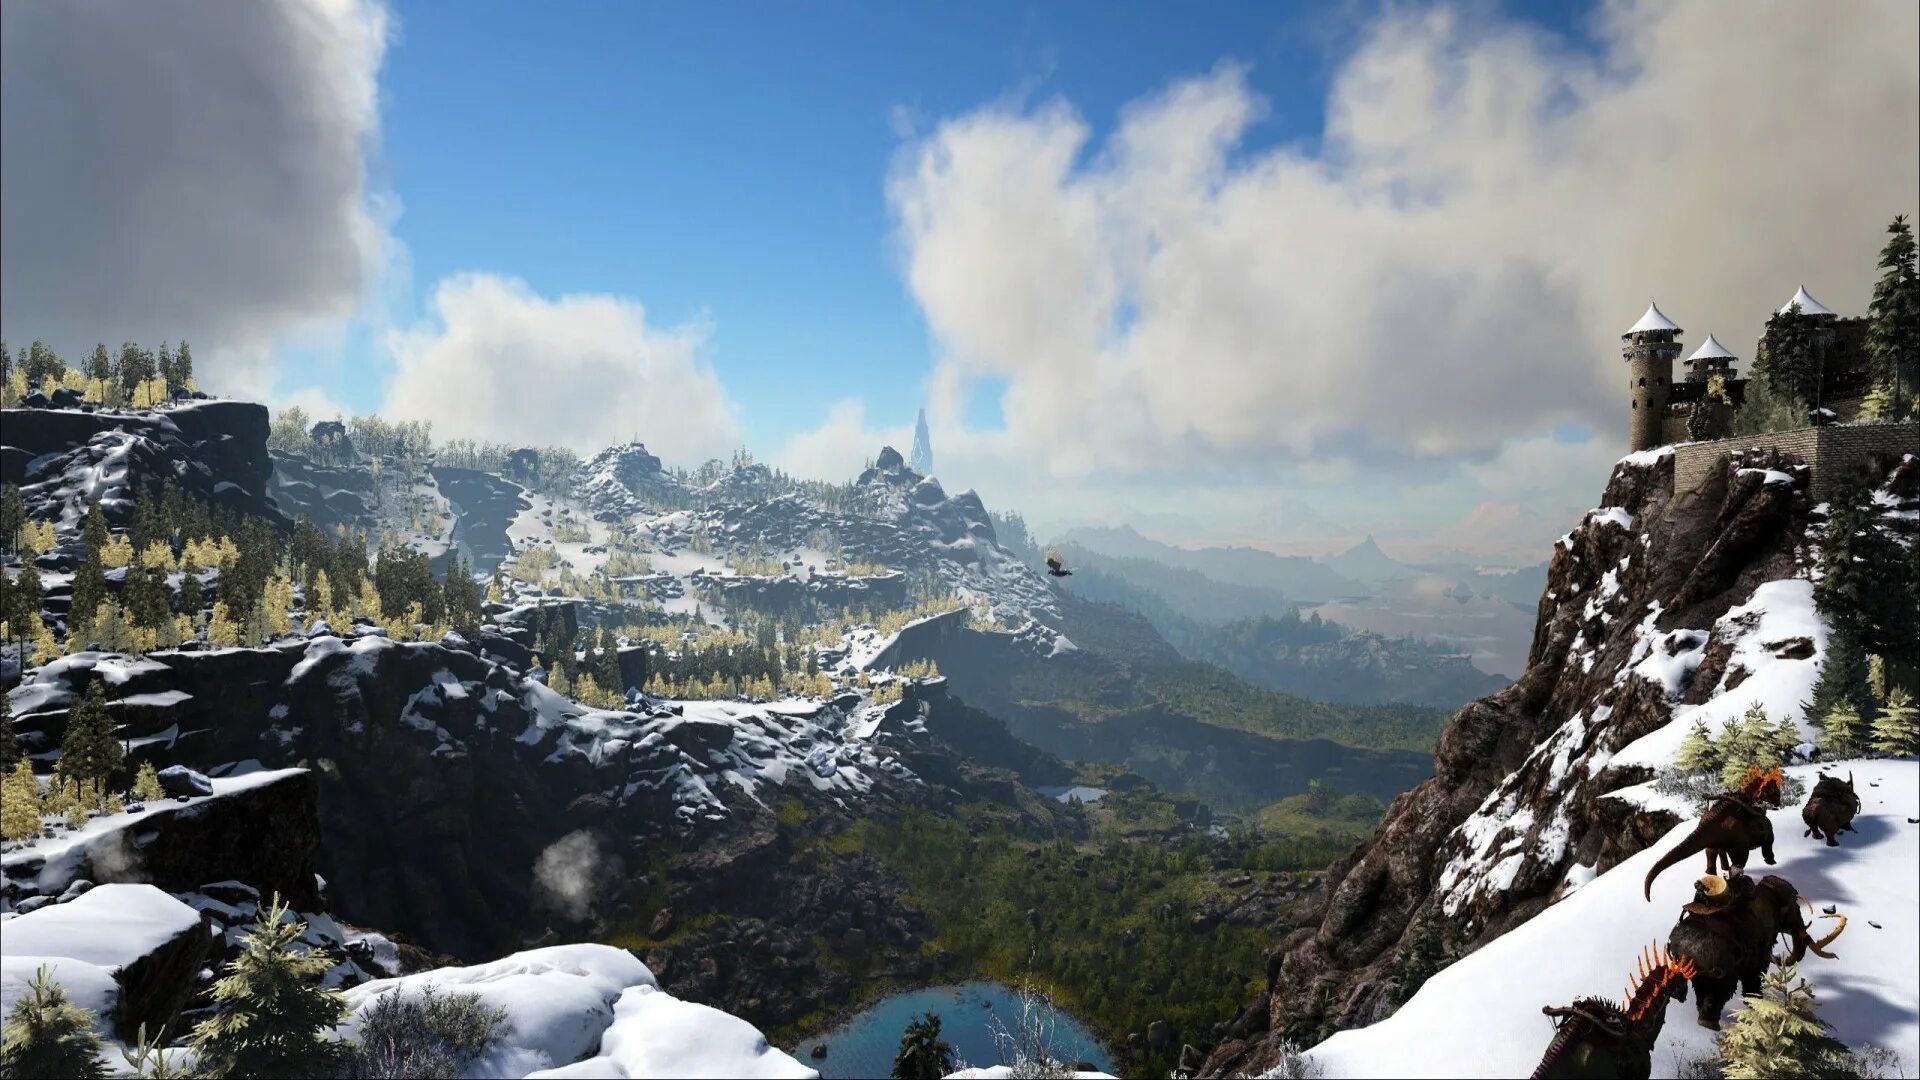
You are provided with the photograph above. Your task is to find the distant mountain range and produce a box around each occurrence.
[1060,524,1360,603]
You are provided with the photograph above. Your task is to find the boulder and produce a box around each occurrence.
[0,884,210,1042]
[156,765,214,798]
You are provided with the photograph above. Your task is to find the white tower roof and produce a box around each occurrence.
[1624,300,1682,337]
[1687,334,1736,361]
[1778,286,1835,317]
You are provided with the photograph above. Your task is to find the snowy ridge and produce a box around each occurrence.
[1306,762,1919,1079]
[341,944,814,1079]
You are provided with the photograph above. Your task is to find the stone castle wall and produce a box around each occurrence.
[1672,422,1920,501]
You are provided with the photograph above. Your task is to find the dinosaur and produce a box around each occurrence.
[1801,771,1861,846]
[1644,765,1783,901]
[1532,944,1696,1079]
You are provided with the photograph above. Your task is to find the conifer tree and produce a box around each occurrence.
[172,341,195,394]
[1715,961,1855,1078]
[0,963,108,1078]
[187,895,350,1078]
[56,683,121,795]
[125,564,172,635]
[69,552,107,642]
[1719,707,1773,789]
[1870,687,1918,758]
[1674,717,1721,775]
[892,1012,955,1080]
[0,689,20,772]
[1755,303,1820,411]
[0,484,25,555]
[1865,214,1919,418]
[1817,478,1918,670]
[1819,703,1865,759]
[132,761,167,804]
[1,760,44,841]
[179,559,205,621]
[80,501,110,558]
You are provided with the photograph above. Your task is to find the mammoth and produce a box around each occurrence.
[1802,771,1861,846]
[1665,873,1846,1029]
[1644,766,1784,900]
[1531,944,1695,1079]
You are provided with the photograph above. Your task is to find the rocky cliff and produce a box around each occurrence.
[2,401,290,532]
[1205,445,1919,1076]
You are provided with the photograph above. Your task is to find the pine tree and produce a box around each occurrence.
[1819,703,1865,759]
[1766,713,1802,762]
[1865,214,1919,418]
[0,691,20,773]
[172,341,194,394]
[1817,477,1918,670]
[1675,717,1722,775]
[56,683,121,794]
[892,1011,955,1080]
[0,963,108,1078]
[187,895,350,1079]
[1870,687,1918,758]
[1810,623,1875,728]
[1719,707,1771,790]
[0,484,25,555]
[132,761,167,804]
[125,564,172,635]
[69,551,107,642]
[1715,961,1855,1078]
[179,559,205,621]
[80,500,110,558]
[1,759,44,840]
[1755,304,1820,412]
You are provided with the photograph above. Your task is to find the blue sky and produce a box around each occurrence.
[351,0,1590,444]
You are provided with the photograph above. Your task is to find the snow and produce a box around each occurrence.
[1686,334,1736,361]
[946,1070,1115,1079]
[1779,285,1836,317]
[341,944,812,1080]
[529,984,817,1079]
[1625,301,1682,336]
[0,883,200,970]
[1619,445,1677,467]
[1588,507,1636,531]
[1613,579,1826,771]
[1305,760,1920,1080]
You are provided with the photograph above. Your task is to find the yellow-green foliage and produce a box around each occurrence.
[604,550,652,577]
[894,658,941,680]
[510,545,560,584]
[132,762,167,803]
[98,535,134,569]
[727,554,787,577]
[136,542,176,571]
[551,517,592,543]
[18,520,58,558]
[876,597,966,636]
[1,761,44,841]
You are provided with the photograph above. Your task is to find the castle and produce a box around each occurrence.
[1622,286,1873,452]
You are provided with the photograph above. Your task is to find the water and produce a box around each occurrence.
[795,980,1115,1079]
[1036,785,1109,804]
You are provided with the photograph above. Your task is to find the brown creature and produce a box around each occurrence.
[1664,873,1846,1029]
[1643,765,1784,900]
[1801,771,1861,846]
[1531,944,1696,1079]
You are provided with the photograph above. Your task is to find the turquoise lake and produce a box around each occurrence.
[793,980,1115,1079]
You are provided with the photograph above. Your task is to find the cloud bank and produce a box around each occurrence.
[0,0,392,389]
[382,273,741,462]
[842,0,1917,488]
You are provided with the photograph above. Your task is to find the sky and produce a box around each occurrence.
[3,0,1916,562]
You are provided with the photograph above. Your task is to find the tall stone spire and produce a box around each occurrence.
[909,407,934,475]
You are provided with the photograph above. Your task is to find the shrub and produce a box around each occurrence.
[188,895,350,1078]
[346,985,508,1080]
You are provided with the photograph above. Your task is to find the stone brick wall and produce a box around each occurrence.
[1672,423,1920,501]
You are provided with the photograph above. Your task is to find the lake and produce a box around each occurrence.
[1036,785,1109,804]
[794,980,1115,1079]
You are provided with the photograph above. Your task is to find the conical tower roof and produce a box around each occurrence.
[1778,286,1835,317]
[1687,334,1736,361]
[1624,300,1682,338]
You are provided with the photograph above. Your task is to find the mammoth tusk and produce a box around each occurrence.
[1798,894,1814,918]
[1810,913,1847,958]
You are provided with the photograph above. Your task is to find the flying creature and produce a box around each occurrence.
[1045,550,1073,578]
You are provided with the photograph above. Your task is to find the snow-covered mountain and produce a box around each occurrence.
[1206,445,1920,1077]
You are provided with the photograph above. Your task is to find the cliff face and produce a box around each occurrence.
[1206,445,1917,1077]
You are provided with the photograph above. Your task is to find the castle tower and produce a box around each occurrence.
[1684,333,1738,383]
[1623,300,1683,452]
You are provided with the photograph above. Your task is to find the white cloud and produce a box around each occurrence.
[382,273,740,461]
[0,0,393,391]
[884,0,1919,479]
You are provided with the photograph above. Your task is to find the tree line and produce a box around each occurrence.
[0,338,196,409]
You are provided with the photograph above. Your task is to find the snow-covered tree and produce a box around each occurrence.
[0,963,108,1078]
[892,1011,954,1080]
[188,895,350,1078]
[1870,687,1918,758]
[1674,717,1722,775]
[1716,961,1854,1078]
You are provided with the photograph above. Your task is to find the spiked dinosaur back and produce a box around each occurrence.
[1531,945,1696,1080]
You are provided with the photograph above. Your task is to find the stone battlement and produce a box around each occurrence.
[1671,422,1920,502]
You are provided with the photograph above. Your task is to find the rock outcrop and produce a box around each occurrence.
[2,401,290,532]
[1204,446,1918,1077]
